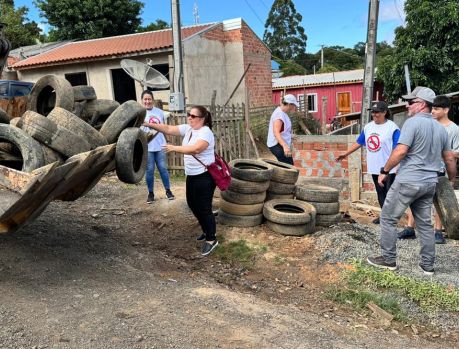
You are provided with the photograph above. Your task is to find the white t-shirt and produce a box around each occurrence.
[178,124,215,176]
[140,107,166,152]
[267,106,292,148]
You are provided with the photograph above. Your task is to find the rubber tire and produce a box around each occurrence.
[81,99,120,120]
[265,192,294,201]
[219,197,264,216]
[259,158,299,184]
[228,177,270,194]
[41,143,65,165]
[263,199,316,225]
[22,110,91,157]
[0,124,45,172]
[266,218,316,236]
[9,117,23,129]
[433,176,459,239]
[307,201,340,215]
[48,107,108,149]
[73,85,97,101]
[115,127,148,184]
[229,159,273,182]
[221,189,266,205]
[217,210,263,227]
[100,101,146,144]
[295,184,339,203]
[27,75,74,116]
[0,108,9,124]
[268,180,296,195]
[316,213,342,227]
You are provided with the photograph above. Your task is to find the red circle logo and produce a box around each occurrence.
[367,135,380,151]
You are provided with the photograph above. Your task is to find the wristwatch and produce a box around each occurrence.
[380,167,389,175]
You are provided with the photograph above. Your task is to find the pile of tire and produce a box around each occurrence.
[295,184,341,227]
[0,74,147,185]
[217,159,273,227]
[263,199,316,236]
[259,158,299,200]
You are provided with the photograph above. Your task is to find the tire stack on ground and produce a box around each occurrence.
[259,158,299,200]
[217,159,273,227]
[0,74,147,186]
[295,184,341,227]
[263,199,316,236]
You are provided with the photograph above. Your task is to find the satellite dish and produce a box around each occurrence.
[121,59,170,89]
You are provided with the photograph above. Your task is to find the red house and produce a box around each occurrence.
[272,69,383,124]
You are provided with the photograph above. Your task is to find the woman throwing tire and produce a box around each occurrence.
[336,102,400,224]
[148,105,218,256]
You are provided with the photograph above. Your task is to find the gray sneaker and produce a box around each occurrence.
[201,241,219,256]
[367,255,397,271]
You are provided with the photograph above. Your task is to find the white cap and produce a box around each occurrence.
[282,94,299,107]
[402,86,436,103]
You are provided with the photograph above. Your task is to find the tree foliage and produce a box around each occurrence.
[137,19,170,33]
[263,0,307,61]
[377,0,459,102]
[34,0,144,40]
[0,1,41,49]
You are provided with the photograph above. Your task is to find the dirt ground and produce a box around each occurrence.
[0,172,458,348]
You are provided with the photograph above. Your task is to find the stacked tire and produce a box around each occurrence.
[263,199,316,236]
[260,158,299,200]
[295,184,341,227]
[218,159,273,227]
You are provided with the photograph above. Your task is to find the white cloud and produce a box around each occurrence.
[379,0,406,24]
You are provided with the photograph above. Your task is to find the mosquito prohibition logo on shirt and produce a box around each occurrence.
[367,133,381,152]
[149,116,160,124]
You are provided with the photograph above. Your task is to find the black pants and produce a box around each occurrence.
[186,171,216,241]
[269,143,293,165]
[371,173,396,209]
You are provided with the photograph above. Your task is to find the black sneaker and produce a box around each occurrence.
[367,255,397,271]
[146,192,154,204]
[419,264,434,275]
[165,189,175,200]
[196,233,206,241]
[398,227,416,239]
[201,240,219,256]
[372,217,380,224]
[434,230,446,244]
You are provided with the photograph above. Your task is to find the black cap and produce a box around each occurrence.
[368,101,389,112]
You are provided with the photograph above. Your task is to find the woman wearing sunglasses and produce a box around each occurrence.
[147,105,218,256]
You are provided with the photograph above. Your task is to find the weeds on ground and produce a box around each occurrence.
[273,255,287,265]
[214,239,266,268]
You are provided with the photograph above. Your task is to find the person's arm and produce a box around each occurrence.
[378,144,409,186]
[336,131,365,161]
[146,122,181,136]
[273,119,291,157]
[442,150,457,183]
[163,139,209,155]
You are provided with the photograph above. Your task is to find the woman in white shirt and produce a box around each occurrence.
[148,105,218,256]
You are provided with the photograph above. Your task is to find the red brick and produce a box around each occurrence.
[299,168,307,176]
[311,169,318,176]
[322,169,330,177]
[337,143,348,151]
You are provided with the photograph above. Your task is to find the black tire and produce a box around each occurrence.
[0,124,45,172]
[267,180,296,195]
[263,199,316,225]
[316,213,342,227]
[81,99,120,121]
[22,110,91,157]
[219,197,264,216]
[27,75,74,116]
[9,117,22,129]
[48,107,108,149]
[295,184,339,203]
[229,159,273,182]
[100,101,146,144]
[433,176,459,239]
[221,189,266,205]
[115,127,148,184]
[266,218,315,236]
[0,108,9,124]
[265,192,294,201]
[307,201,340,215]
[73,85,97,101]
[41,143,65,165]
[217,210,263,227]
[259,158,299,184]
[228,177,270,194]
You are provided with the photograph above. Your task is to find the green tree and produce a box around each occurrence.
[137,19,170,33]
[0,1,41,49]
[34,0,144,40]
[279,59,306,76]
[263,0,307,61]
[377,0,459,102]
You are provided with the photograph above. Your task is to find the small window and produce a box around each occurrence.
[11,83,32,97]
[298,94,318,112]
[65,72,88,86]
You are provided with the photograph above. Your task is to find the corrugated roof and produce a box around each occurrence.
[272,69,364,89]
[13,23,215,70]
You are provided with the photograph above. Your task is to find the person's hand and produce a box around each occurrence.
[162,144,175,153]
[336,154,346,162]
[283,145,291,157]
[378,174,387,187]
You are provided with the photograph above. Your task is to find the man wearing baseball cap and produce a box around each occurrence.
[367,86,456,275]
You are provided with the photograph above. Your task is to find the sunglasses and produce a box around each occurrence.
[187,112,203,119]
[407,100,422,106]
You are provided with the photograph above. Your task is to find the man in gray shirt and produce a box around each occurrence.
[367,86,456,275]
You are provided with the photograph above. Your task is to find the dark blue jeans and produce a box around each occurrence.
[269,143,293,165]
[186,171,216,241]
[371,173,396,209]
[146,151,171,193]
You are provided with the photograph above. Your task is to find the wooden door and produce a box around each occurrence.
[337,92,351,115]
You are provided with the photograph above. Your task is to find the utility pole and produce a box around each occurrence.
[170,0,185,111]
[193,1,200,24]
[360,0,379,127]
[320,45,325,69]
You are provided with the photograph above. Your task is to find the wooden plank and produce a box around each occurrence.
[367,302,394,322]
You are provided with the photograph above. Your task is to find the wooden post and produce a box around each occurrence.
[347,134,361,202]
[321,96,328,135]
[245,90,259,158]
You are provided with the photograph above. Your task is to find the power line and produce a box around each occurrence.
[243,0,265,27]
[393,0,405,24]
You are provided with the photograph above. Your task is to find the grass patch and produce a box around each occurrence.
[273,255,286,265]
[214,239,265,268]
